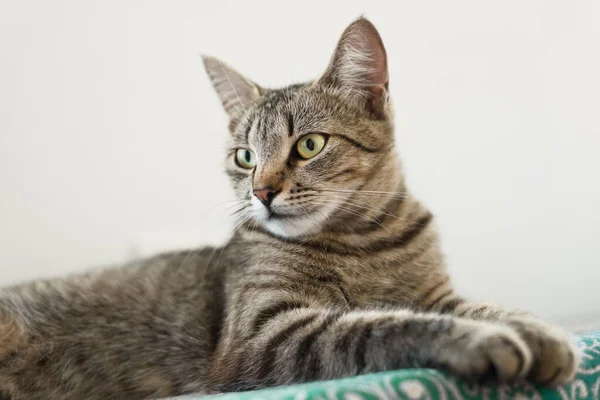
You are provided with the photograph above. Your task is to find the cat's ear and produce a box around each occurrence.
[202,55,263,123]
[319,18,389,117]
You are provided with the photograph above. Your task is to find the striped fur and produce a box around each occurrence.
[0,17,578,399]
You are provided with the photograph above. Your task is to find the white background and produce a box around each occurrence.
[1,0,599,327]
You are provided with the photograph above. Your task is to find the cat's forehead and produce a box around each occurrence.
[260,83,307,109]
[236,84,337,148]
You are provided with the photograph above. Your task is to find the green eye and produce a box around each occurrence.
[235,149,256,169]
[297,133,326,159]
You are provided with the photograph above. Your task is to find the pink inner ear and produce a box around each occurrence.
[371,46,388,89]
[358,20,388,89]
[346,19,390,118]
[319,18,390,116]
[332,18,389,94]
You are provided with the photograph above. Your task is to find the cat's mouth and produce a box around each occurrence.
[256,202,339,238]
[253,201,334,238]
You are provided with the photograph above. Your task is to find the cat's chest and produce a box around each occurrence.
[243,238,430,309]
[335,261,419,309]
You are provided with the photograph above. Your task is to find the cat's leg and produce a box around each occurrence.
[0,285,178,400]
[0,310,29,398]
[0,252,219,400]
[421,282,580,386]
[209,306,535,392]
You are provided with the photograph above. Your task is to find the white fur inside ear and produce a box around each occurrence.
[321,18,388,103]
[334,31,377,97]
[202,56,260,119]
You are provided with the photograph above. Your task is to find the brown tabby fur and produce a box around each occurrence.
[0,18,579,399]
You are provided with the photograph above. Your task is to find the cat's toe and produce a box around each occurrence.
[438,323,532,383]
[471,325,532,382]
[530,327,579,386]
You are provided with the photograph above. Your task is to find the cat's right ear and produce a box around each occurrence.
[318,18,389,118]
[202,55,262,125]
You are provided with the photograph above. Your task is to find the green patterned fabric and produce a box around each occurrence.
[175,332,600,400]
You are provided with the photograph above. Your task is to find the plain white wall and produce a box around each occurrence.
[1,0,599,325]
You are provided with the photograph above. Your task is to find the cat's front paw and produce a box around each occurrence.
[510,319,580,386]
[437,323,533,383]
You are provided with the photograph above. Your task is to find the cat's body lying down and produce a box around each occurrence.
[0,18,578,400]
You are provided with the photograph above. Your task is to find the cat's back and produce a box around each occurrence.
[3,245,230,345]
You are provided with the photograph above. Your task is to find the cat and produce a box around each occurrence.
[0,17,579,400]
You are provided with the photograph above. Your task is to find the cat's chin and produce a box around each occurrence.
[261,215,324,239]
[250,196,342,239]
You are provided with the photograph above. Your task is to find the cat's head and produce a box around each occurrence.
[203,18,402,238]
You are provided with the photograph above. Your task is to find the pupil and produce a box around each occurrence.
[306,139,315,151]
[244,151,251,163]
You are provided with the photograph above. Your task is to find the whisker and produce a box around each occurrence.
[296,202,329,227]
[313,193,397,218]
[230,212,250,229]
[209,199,246,209]
[229,204,250,217]
[221,201,248,212]
[316,188,410,200]
[214,213,253,270]
[306,194,424,227]
[309,199,388,231]
[304,193,397,220]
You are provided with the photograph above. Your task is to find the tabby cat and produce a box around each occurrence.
[0,18,579,400]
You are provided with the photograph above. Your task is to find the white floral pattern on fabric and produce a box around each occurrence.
[170,332,600,400]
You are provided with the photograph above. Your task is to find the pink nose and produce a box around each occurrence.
[253,187,280,207]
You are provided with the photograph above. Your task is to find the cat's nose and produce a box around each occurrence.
[253,187,280,207]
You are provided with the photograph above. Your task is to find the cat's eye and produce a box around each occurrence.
[296,133,326,159]
[235,149,256,169]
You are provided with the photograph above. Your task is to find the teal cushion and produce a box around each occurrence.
[180,331,599,400]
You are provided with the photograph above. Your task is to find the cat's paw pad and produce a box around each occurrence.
[512,321,580,386]
[440,324,532,383]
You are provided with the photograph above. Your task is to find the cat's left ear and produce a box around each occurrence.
[318,18,389,118]
[202,55,263,125]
